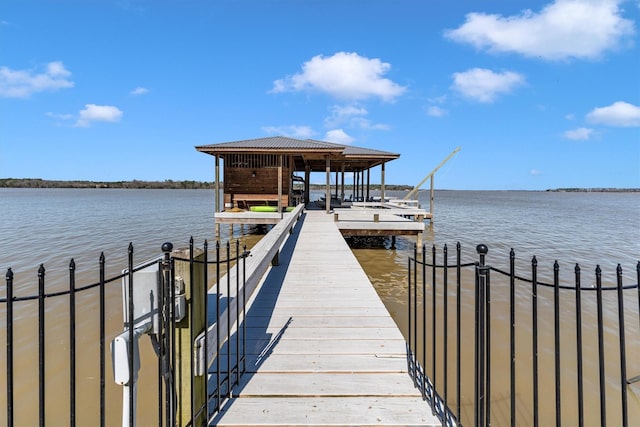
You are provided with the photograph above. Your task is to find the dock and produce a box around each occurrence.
[210,210,439,426]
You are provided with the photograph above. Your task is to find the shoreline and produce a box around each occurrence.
[1,178,638,192]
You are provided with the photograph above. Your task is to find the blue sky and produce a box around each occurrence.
[1,0,639,190]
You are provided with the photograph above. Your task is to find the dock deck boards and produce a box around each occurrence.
[211,210,439,426]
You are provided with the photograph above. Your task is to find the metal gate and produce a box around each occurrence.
[3,238,249,427]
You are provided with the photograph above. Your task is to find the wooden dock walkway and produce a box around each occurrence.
[211,210,439,426]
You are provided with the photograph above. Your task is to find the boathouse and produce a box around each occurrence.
[195,136,400,214]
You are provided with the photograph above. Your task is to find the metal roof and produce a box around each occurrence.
[196,136,343,153]
[195,137,400,170]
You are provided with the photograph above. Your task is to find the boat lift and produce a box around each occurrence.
[403,147,460,216]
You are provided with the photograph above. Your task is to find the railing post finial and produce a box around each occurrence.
[162,242,174,254]
[476,244,488,265]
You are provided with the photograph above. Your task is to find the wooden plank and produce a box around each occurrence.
[214,354,410,374]
[244,326,404,340]
[234,372,421,397]
[244,314,400,329]
[239,338,407,356]
[211,397,439,426]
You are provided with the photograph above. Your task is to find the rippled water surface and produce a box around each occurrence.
[1,188,639,425]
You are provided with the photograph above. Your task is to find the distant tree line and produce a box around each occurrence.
[1,178,415,191]
[0,178,216,189]
[546,187,640,192]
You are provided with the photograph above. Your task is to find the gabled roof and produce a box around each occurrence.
[195,136,399,172]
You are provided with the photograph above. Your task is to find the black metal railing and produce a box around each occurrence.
[2,238,248,427]
[407,243,639,427]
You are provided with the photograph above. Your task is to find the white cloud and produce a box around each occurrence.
[451,68,525,103]
[75,104,123,127]
[323,104,389,131]
[350,117,390,131]
[530,169,543,176]
[586,101,640,127]
[325,129,354,144]
[271,52,406,102]
[563,127,594,140]
[0,61,74,98]
[262,125,314,139]
[444,0,635,60]
[427,106,447,117]
[45,112,74,121]
[324,104,368,128]
[130,86,149,95]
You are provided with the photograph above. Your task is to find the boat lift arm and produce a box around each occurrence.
[403,147,460,200]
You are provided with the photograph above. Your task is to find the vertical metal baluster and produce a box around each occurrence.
[474,256,480,427]
[242,245,248,375]
[596,265,606,427]
[421,245,426,400]
[408,249,413,382]
[156,255,165,426]
[417,245,421,389]
[99,254,106,427]
[69,259,77,427]
[616,265,628,427]
[443,244,449,413]
[235,239,240,386]
[575,264,584,427]
[476,244,488,427]
[216,240,221,411]
[189,237,196,424]
[169,248,176,426]
[553,261,561,427]
[203,240,209,420]
[510,249,516,427]
[161,242,174,427]
[6,268,14,427]
[127,244,135,427]
[431,244,436,400]
[156,257,163,425]
[38,264,46,427]
[456,242,461,422]
[532,256,539,427]
[486,252,491,426]
[226,241,231,398]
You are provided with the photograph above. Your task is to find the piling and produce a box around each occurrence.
[172,246,206,427]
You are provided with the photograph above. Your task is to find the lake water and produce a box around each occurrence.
[1,188,639,425]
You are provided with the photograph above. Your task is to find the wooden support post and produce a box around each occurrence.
[304,164,311,206]
[278,155,283,214]
[417,231,423,254]
[340,163,345,202]
[373,213,379,222]
[366,168,370,202]
[325,157,331,214]
[391,236,396,249]
[334,213,339,222]
[173,247,206,427]
[381,162,386,204]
